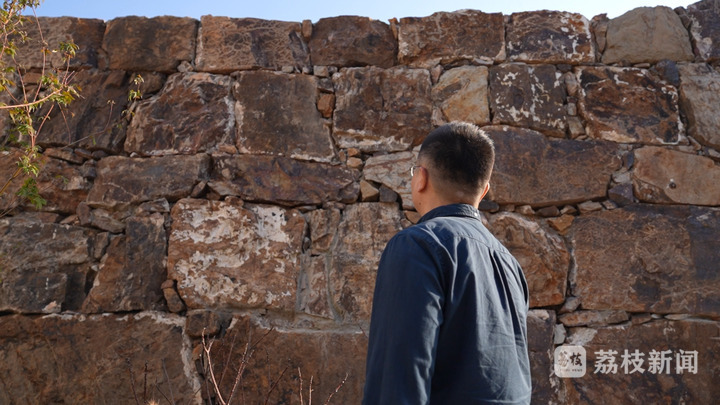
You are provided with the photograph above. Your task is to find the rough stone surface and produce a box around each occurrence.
[168,198,305,311]
[363,151,416,209]
[16,17,104,69]
[126,73,234,156]
[333,67,432,152]
[234,71,335,162]
[397,10,505,68]
[507,11,594,64]
[0,149,33,213]
[485,126,621,207]
[686,0,720,62]
[558,310,629,327]
[577,66,683,145]
[35,158,92,214]
[0,313,200,404]
[103,16,197,72]
[309,16,396,68]
[571,204,720,316]
[602,6,694,64]
[679,63,720,150]
[196,16,309,73]
[633,146,720,206]
[210,155,358,206]
[432,66,490,125]
[490,64,566,137]
[527,310,560,404]
[488,213,569,307]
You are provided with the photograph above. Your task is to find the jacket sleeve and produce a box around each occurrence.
[362,230,447,405]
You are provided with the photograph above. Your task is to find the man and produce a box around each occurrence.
[363,122,531,404]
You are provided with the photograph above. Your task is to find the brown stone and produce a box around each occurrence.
[490,64,566,137]
[317,92,335,118]
[487,213,569,307]
[167,198,305,311]
[687,0,720,62]
[432,66,490,125]
[507,11,594,64]
[126,73,234,156]
[196,16,309,73]
[82,214,167,313]
[103,16,197,72]
[397,10,505,68]
[15,17,104,69]
[209,155,358,206]
[185,310,230,338]
[333,67,433,152]
[309,16,396,68]
[558,310,629,327]
[577,66,683,145]
[547,214,575,234]
[163,283,186,313]
[633,146,720,206]
[527,310,561,404]
[234,71,335,162]
[363,151,416,209]
[602,7,693,64]
[679,63,720,150]
[0,313,200,404]
[570,204,720,316]
[563,319,720,404]
[87,154,211,210]
[485,126,621,207]
[304,208,342,255]
[0,149,33,213]
[34,157,92,214]
[360,180,380,202]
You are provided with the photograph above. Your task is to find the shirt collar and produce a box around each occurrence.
[418,203,482,223]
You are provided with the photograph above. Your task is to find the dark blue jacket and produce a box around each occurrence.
[363,204,531,404]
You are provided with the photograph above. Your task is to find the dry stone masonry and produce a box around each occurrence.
[1,1,719,403]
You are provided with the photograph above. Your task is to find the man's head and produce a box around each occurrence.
[411,122,494,214]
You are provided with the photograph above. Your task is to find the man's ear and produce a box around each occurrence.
[416,166,429,192]
[480,182,490,200]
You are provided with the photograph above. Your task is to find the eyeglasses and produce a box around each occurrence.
[410,165,423,177]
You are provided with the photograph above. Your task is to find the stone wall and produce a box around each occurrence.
[1,1,719,403]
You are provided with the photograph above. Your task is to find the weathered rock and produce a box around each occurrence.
[602,6,694,64]
[485,126,621,207]
[196,16,309,73]
[87,154,211,210]
[333,67,432,152]
[0,313,200,404]
[432,66,490,125]
[185,310,229,338]
[126,73,234,156]
[34,157,92,214]
[490,64,566,137]
[207,315,366,404]
[304,208,342,255]
[558,310,629,327]
[103,16,197,72]
[563,320,720,404]
[363,151,416,209]
[234,71,335,162]
[577,66,683,145]
[679,63,720,150]
[687,0,720,62]
[209,155,358,206]
[633,146,720,206]
[570,204,720,316]
[527,310,560,404]
[15,17,104,69]
[488,213,569,307]
[0,149,33,213]
[397,10,505,68]
[167,198,305,311]
[0,214,97,313]
[507,11,594,64]
[309,16,396,68]
[83,214,167,313]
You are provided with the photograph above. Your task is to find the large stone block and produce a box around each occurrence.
[485,126,621,207]
[86,154,211,210]
[196,16,309,73]
[397,10,505,68]
[126,73,234,156]
[602,6,693,64]
[488,213,569,307]
[103,16,197,72]
[489,64,566,137]
[35,157,92,214]
[333,67,432,152]
[209,155,358,206]
[234,71,335,162]
[686,0,720,62]
[309,16,396,68]
[570,204,720,316]
[507,11,594,64]
[633,146,720,206]
[432,66,490,125]
[527,310,561,404]
[15,17,104,69]
[679,63,720,150]
[167,198,305,311]
[0,313,201,404]
[577,66,683,145]
[363,151,416,209]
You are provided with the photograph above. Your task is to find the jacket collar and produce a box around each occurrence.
[418,203,482,223]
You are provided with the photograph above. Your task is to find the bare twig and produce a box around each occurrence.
[162,359,176,405]
[126,358,141,405]
[263,365,288,405]
[323,373,349,405]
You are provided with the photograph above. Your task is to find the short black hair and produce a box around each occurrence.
[418,122,494,197]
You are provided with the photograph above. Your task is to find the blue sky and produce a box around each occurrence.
[32,0,696,22]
